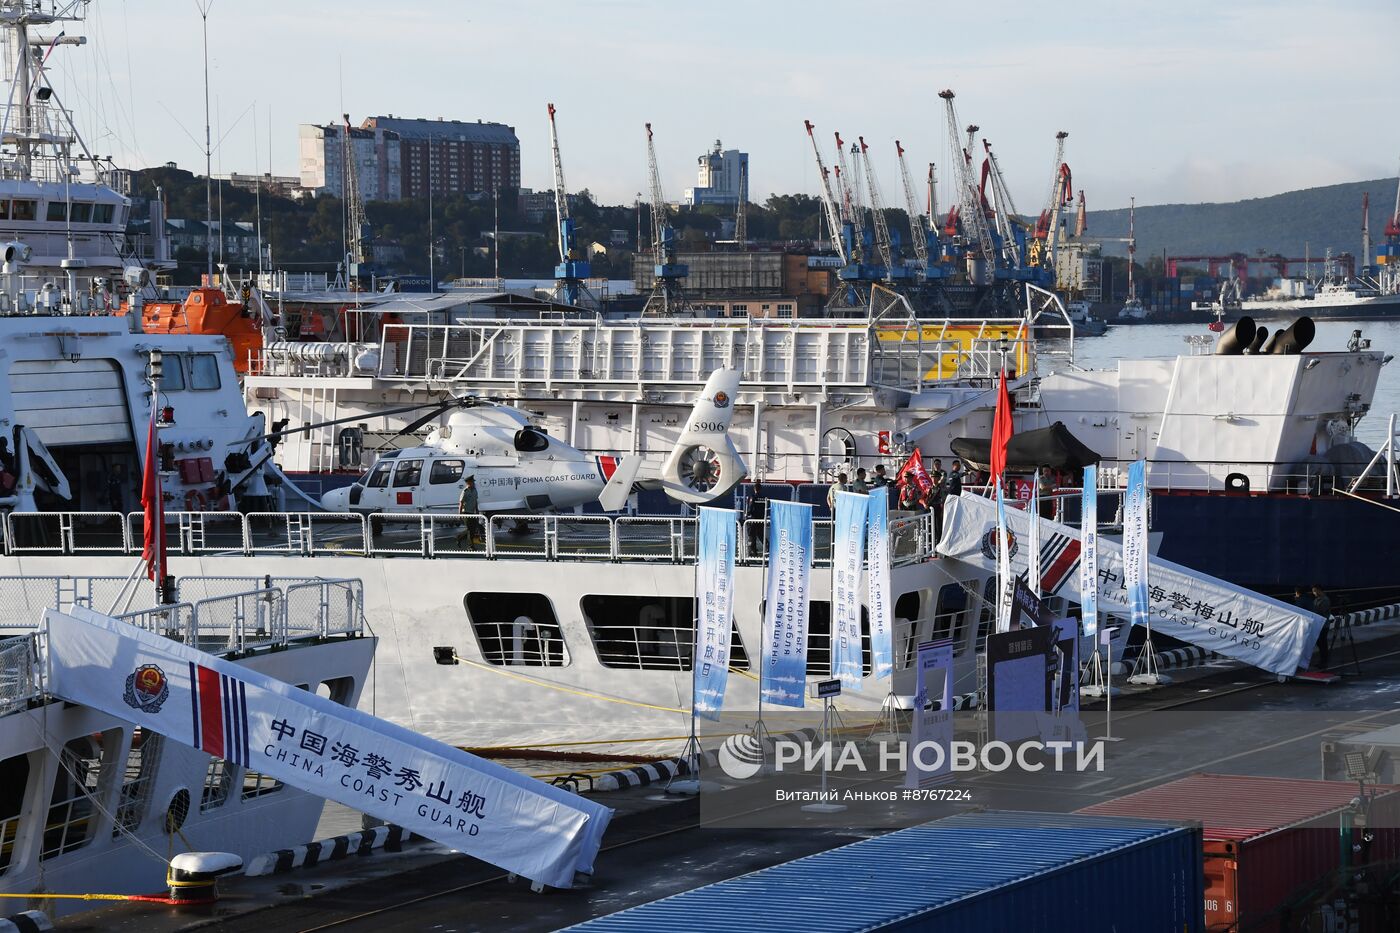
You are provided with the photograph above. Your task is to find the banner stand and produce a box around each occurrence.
[801,681,846,814]
[870,690,909,739]
[1128,633,1170,686]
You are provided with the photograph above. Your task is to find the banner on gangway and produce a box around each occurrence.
[44,607,613,889]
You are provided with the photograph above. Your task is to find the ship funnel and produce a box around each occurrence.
[1213,316,1256,355]
[1246,326,1268,354]
[1263,316,1315,355]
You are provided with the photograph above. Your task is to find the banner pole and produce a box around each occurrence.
[754,511,769,745]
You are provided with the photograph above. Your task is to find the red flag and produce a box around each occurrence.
[141,409,165,584]
[896,450,933,496]
[990,367,1014,486]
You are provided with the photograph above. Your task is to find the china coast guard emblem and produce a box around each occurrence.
[123,664,170,713]
[980,527,1018,562]
[713,390,730,409]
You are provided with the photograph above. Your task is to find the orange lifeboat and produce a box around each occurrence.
[125,287,263,374]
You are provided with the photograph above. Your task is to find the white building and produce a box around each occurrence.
[683,140,747,206]
[298,123,402,201]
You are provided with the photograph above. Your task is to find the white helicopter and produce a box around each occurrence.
[320,369,746,514]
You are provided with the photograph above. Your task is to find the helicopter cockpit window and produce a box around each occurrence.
[392,459,423,487]
[429,459,464,484]
[513,427,549,453]
[365,461,393,488]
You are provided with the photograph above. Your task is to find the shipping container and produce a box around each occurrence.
[564,810,1204,932]
[1078,773,1400,932]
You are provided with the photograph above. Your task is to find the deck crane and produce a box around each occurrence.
[858,137,898,277]
[642,122,689,315]
[938,90,994,275]
[1122,196,1144,314]
[734,160,748,250]
[803,120,849,264]
[342,113,371,285]
[546,103,590,307]
[895,140,930,270]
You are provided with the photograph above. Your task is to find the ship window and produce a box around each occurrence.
[0,201,10,220]
[10,200,34,221]
[580,595,750,671]
[365,461,392,488]
[933,582,971,644]
[46,201,66,221]
[200,757,236,812]
[803,601,872,676]
[42,730,117,860]
[464,592,568,666]
[895,591,922,669]
[69,202,92,223]
[160,355,186,390]
[92,203,114,224]
[0,752,29,874]
[392,459,423,487]
[189,353,220,390]
[430,459,464,484]
[241,766,283,800]
[113,729,163,836]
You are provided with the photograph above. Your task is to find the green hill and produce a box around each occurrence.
[1084,178,1395,264]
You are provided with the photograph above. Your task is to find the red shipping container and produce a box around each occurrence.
[1078,773,1400,932]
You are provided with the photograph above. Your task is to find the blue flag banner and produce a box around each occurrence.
[866,487,894,680]
[995,484,1012,633]
[1080,464,1099,641]
[1124,459,1149,631]
[693,507,736,721]
[762,500,813,708]
[831,490,868,690]
[1028,470,1041,595]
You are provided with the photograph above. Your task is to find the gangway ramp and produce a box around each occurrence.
[42,605,613,890]
[937,493,1325,676]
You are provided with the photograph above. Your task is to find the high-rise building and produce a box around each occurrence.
[298,123,402,201]
[361,116,520,199]
[683,140,748,206]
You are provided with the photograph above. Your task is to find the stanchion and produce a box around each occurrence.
[802,679,846,814]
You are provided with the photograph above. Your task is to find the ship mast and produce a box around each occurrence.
[197,0,214,281]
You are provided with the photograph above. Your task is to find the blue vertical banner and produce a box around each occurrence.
[1028,469,1042,596]
[1123,459,1149,631]
[995,484,1012,633]
[831,490,868,690]
[762,500,813,708]
[693,507,736,721]
[1080,465,1099,641]
[865,487,894,680]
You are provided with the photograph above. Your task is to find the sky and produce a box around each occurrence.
[51,0,1400,212]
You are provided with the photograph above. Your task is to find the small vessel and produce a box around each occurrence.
[1064,299,1107,335]
[1114,198,1151,322]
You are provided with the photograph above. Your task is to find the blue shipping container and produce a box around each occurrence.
[566,810,1204,932]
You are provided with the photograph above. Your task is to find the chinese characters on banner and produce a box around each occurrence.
[1124,459,1149,631]
[693,507,735,721]
[44,607,613,890]
[1080,464,1099,641]
[831,491,868,690]
[866,487,895,680]
[762,500,813,708]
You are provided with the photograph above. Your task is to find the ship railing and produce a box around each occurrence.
[4,511,129,554]
[0,633,39,716]
[243,512,369,556]
[283,579,365,640]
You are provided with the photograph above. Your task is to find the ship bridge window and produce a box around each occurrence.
[464,592,568,666]
[92,203,114,224]
[430,459,464,484]
[365,461,393,488]
[69,202,92,223]
[581,595,750,671]
[42,730,119,861]
[514,427,549,452]
[46,201,65,222]
[0,201,10,220]
[0,752,29,874]
[392,459,423,487]
[189,353,220,390]
[801,601,871,676]
[11,200,34,222]
[160,355,186,391]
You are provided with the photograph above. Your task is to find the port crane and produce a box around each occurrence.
[980,139,1038,281]
[733,160,748,250]
[342,113,371,285]
[939,90,995,277]
[804,121,849,266]
[894,140,933,272]
[546,103,591,308]
[642,122,689,315]
[1030,131,1072,278]
[858,136,901,278]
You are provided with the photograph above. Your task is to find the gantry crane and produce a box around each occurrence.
[546,103,590,307]
[642,122,689,315]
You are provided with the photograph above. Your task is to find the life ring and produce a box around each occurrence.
[184,489,209,512]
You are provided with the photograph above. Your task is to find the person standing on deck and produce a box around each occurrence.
[871,464,890,489]
[455,476,482,547]
[827,472,850,511]
[853,468,869,495]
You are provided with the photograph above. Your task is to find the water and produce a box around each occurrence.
[1058,319,1400,450]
